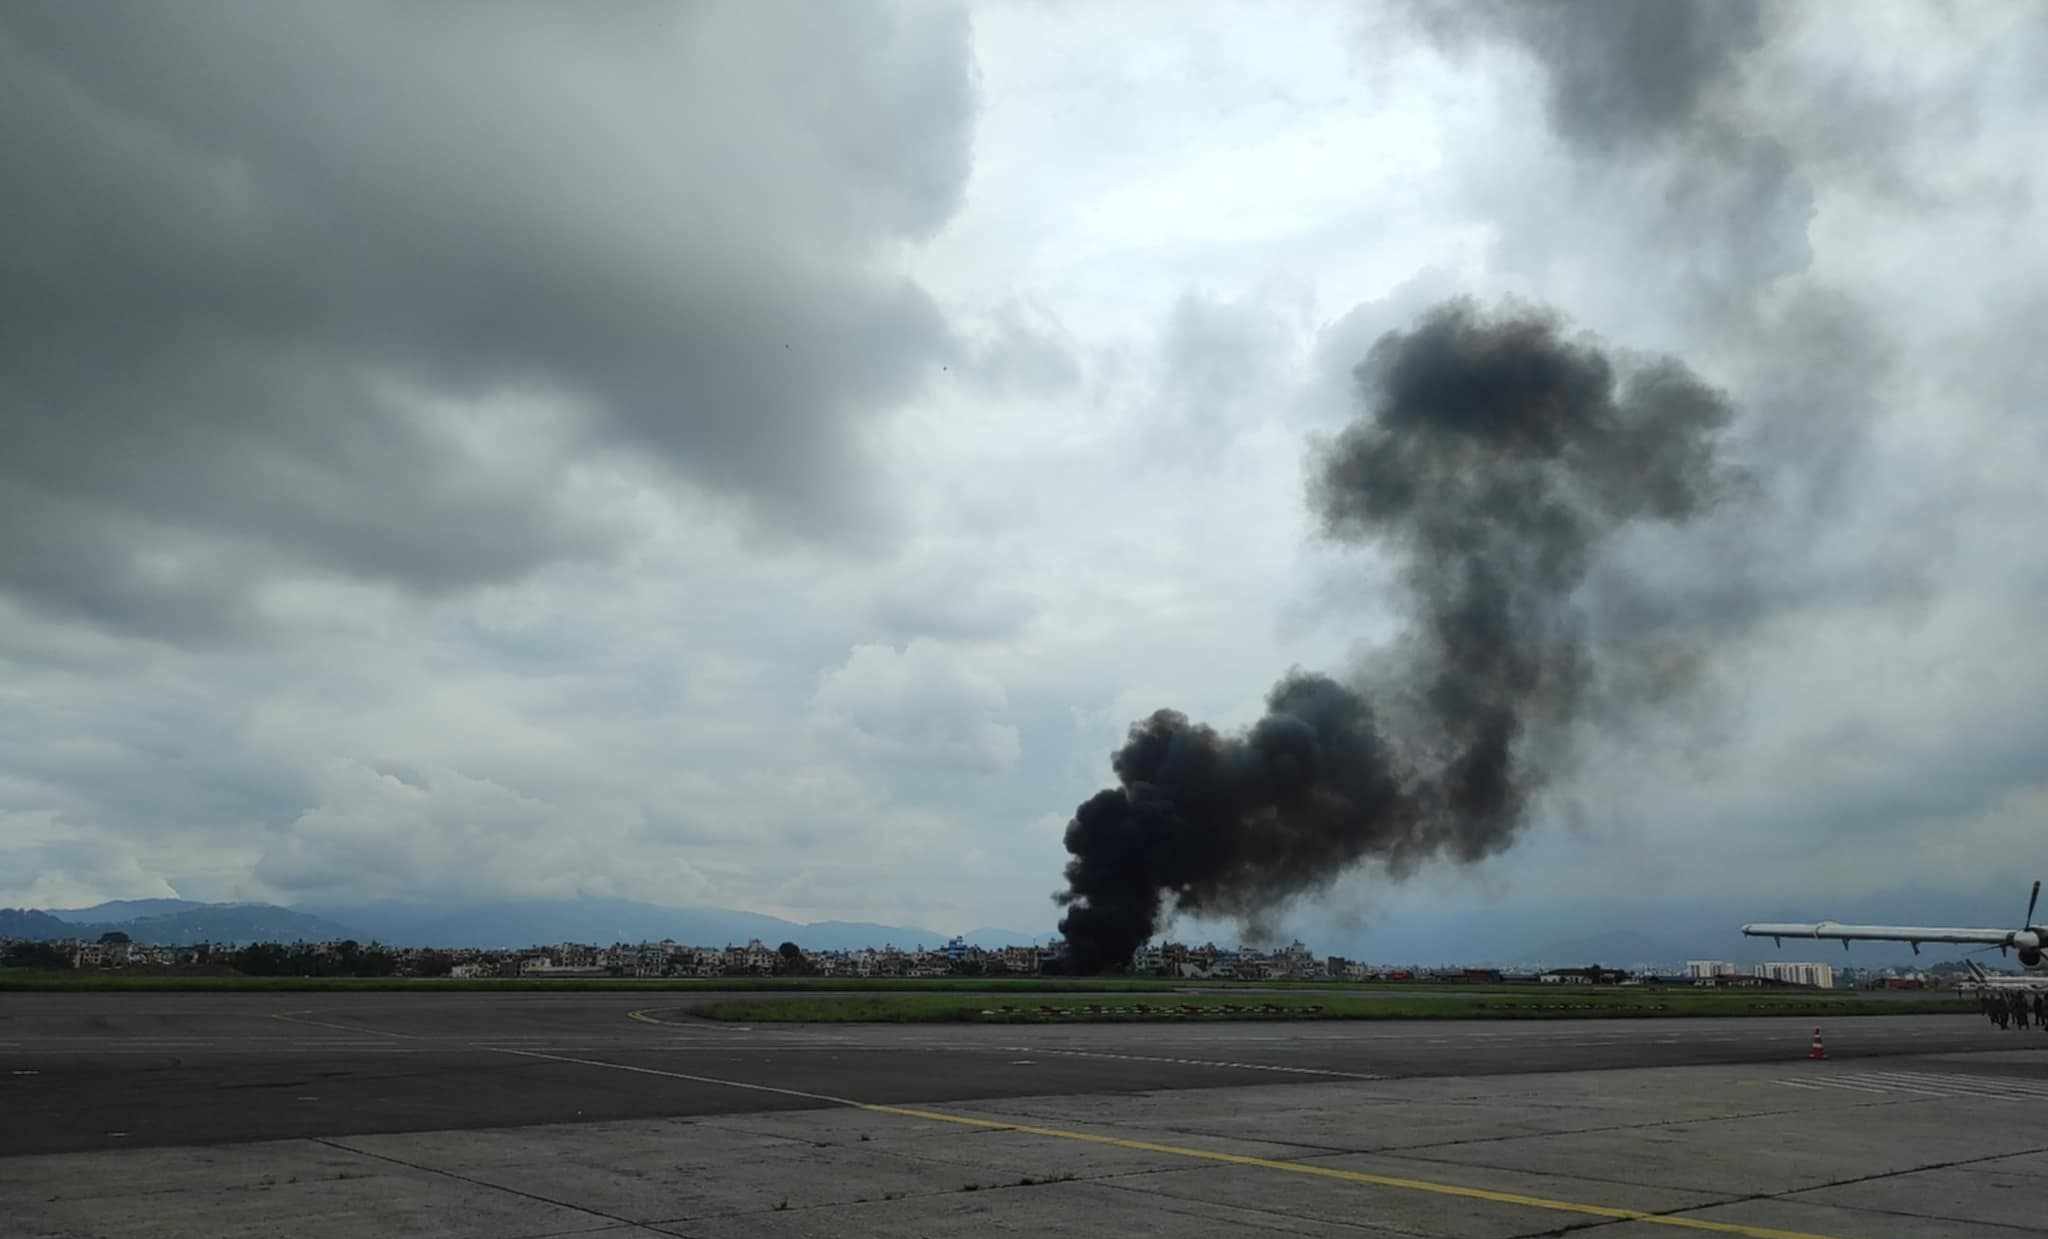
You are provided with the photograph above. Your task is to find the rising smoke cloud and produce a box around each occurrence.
[1054,300,1738,973]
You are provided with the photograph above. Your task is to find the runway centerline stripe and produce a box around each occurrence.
[989,1043,1383,1079]
[502,1048,1847,1239]
[493,1048,851,1105]
[269,1011,420,1039]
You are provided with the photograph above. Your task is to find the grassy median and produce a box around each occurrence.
[0,971,1976,1020]
[690,990,1972,1023]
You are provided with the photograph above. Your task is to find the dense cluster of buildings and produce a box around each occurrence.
[1686,959,1838,988]
[0,928,1957,988]
[482,937,1055,980]
[64,938,206,969]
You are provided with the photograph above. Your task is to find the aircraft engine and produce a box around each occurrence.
[2020,947,2042,968]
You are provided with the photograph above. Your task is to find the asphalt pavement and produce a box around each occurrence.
[0,990,2031,1155]
[7,991,2048,1238]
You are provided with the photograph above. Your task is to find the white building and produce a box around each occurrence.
[1685,960,1742,979]
[1751,961,1834,989]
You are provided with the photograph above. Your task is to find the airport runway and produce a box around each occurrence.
[6,991,2048,1237]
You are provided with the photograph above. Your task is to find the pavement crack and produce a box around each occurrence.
[968,1095,1836,1169]
[1779,1198,2048,1235]
[642,1181,988,1224]
[1510,1138,2048,1239]
[673,1117,836,1148]
[1088,1174,1440,1236]
[1312,1098,1889,1158]
[1739,1136,2048,1208]
[306,1136,653,1233]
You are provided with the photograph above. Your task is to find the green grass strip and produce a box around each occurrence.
[0,971,1437,993]
[690,991,1971,1023]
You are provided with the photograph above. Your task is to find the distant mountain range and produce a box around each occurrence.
[4,902,357,946]
[297,897,1050,951]
[4,887,2002,966]
[50,898,210,922]
[0,908,78,940]
[2,895,1052,951]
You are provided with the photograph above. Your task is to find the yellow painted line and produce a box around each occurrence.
[625,1008,664,1025]
[864,1103,1843,1239]
[504,1047,1854,1239]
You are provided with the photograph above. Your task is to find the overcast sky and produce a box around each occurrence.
[4,2,2045,949]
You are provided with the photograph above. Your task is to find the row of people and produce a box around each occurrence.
[1978,988,2048,1029]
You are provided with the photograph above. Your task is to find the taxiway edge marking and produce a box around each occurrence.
[505,1048,1850,1239]
[626,1007,751,1032]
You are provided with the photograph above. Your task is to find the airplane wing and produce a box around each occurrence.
[1742,921,2015,947]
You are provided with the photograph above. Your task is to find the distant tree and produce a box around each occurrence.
[233,942,288,976]
[776,942,806,976]
[329,940,363,976]
[3,940,71,970]
[97,931,131,945]
[412,951,455,978]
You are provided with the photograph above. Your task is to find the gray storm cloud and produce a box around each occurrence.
[0,1,975,641]
[1411,0,1765,153]
[6,0,2044,944]
[1055,300,1740,973]
[1408,0,1811,331]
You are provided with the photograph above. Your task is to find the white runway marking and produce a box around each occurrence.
[1864,1070,2048,1098]
[492,1047,853,1104]
[1775,1070,2048,1100]
[994,1044,1383,1079]
[270,1011,419,1039]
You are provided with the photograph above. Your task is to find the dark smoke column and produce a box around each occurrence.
[1054,299,1736,974]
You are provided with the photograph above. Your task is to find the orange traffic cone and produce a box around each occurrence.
[1808,1027,1826,1060]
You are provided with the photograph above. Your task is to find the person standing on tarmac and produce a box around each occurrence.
[2017,993,2032,1030]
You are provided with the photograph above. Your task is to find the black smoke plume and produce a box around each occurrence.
[1055,300,1737,973]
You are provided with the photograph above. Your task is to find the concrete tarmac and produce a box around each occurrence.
[5,991,2047,1237]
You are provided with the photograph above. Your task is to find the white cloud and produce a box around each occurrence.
[2,1,2044,954]
[811,640,1022,774]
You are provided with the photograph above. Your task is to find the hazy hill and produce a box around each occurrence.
[0,903,361,946]
[10,882,2016,967]
[304,897,1009,951]
[0,908,78,940]
[7,895,1051,952]
[119,905,363,946]
[48,898,208,923]
[959,927,1055,948]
